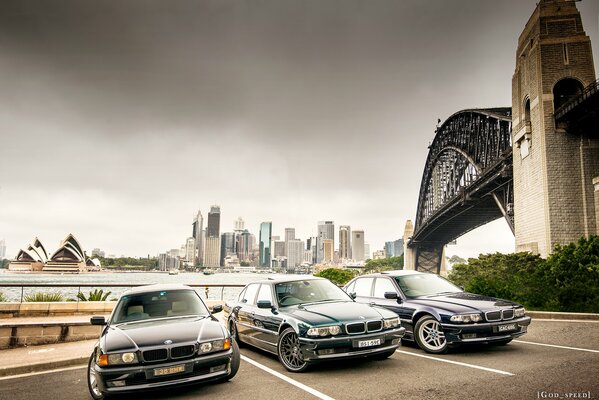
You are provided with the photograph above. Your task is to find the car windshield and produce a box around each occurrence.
[275,279,352,306]
[394,274,462,298]
[112,289,210,324]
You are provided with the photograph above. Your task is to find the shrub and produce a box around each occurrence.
[314,268,356,286]
[24,292,64,302]
[0,292,7,302]
[76,289,112,302]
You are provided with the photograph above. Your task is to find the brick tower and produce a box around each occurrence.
[512,0,598,257]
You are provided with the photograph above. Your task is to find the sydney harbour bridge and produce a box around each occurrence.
[405,0,599,274]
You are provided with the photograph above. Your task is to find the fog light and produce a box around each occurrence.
[210,364,227,373]
[392,338,400,345]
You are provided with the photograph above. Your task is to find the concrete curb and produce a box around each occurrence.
[0,357,88,377]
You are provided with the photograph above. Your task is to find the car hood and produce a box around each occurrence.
[285,301,395,325]
[409,292,521,314]
[102,317,225,353]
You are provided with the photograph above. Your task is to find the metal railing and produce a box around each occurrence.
[0,283,246,303]
[554,78,599,120]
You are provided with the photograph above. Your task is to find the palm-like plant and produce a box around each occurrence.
[24,292,64,302]
[76,289,112,301]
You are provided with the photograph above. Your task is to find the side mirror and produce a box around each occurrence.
[384,292,399,299]
[257,300,273,309]
[90,316,106,326]
[350,292,357,300]
[212,304,223,314]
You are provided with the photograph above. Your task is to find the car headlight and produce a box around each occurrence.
[307,325,341,337]
[450,313,482,323]
[514,308,526,318]
[199,338,231,354]
[97,352,139,366]
[383,317,400,329]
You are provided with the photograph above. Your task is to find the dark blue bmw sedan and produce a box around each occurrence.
[344,271,531,354]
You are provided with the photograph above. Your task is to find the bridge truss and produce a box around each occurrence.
[410,108,513,273]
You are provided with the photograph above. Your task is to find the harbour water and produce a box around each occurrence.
[0,270,310,302]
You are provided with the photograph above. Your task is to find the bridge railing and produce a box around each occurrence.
[554,78,599,120]
[0,283,246,303]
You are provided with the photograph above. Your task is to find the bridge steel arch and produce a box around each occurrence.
[407,108,513,274]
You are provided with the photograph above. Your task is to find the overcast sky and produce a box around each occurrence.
[1,0,598,259]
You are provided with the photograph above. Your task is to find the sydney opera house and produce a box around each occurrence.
[8,234,100,273]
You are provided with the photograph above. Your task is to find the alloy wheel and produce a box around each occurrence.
[416,316,448,353]
[278,328,308,372]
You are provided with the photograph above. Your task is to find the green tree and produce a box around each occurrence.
[364,255,404,273]
[314,268,356,286]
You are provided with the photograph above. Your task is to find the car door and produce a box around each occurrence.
[236,283,259,341]
[372,277,417,334]
[252,284,282,352]
[351,277,375,304]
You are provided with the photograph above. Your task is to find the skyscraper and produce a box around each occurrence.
[323,239,334,263]
[220,232,237,266]
[259,222,272,268]
[284,227,295,257]
[234,217,245,234]
[0,239,5,260]
[192,210,204,265]
[317,221,334,263]
[287,239,304,270]
[339,225,351,260]
[204,206,221,268]
[352,230,365,261]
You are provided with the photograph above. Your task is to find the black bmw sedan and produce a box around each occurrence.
[344,271,531,354]
[87,284,239,399]
[225,277,406,372]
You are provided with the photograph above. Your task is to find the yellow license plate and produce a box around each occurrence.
[154,365,185,377]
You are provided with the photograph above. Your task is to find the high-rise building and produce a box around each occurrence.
[364,243,371,261]
[307,236,318,264]
[287,239,304,270]
[385,239,405,258]
[273,240,286,258]
[323,239,334,263]
[352,230,365,261]
[220,232,237,266]
[339,225,351,260]
[0,239,5,260]
[259,222,272,268]
[317,221,334,263]
[237,230,252,262]
[185,237,195,263]
[192,210,204,265]
[284,227,295,255]
[234,217,245,234]
[203,206,221,268]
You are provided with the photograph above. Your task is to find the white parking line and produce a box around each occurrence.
[514,340,599,353]
[0,365,86,381]
[395,350,514,376]
[241,354,335,400]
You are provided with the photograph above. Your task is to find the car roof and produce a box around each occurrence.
[359,270,427,278]
[244,276,327,285]
[123,283,195,295]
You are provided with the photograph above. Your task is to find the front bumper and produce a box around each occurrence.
[93,349,233,395]
[440,316,532,344]
[298,326,406,361]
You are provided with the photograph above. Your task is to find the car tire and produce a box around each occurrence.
[87,352,107,400]
[277,327,309,372]
[414,315,449,354]
[229,318,244,348]
[217,339,240,383]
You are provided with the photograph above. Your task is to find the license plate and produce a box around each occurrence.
[497,323,517,332]
[154,365,185,377]
[358,338,381,348]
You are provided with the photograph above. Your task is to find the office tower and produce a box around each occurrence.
[385,239,404,258]
[352,230,365,261]
[317,221,334,263]
[192,210,204,265]
[0,239,5,259]
[273,241,286,258]
[234,217,245,234]
[339,225,351,260]
[237,230,251,261]
[284,228,295,255]
[364,243,371,261]
[307,236,318,264]
[185,238,195,263]
[220,232,237,266]
[259,222,272,268]
[203,206,221,268]
[323,239,334,263]
[287,239,304,269]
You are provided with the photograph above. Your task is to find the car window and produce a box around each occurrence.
[345,280,356,294]
[242,283,259,305]
[373,278,397,298]
[257,284,273,303]
[112,289,209,323]
[353,277,374,297]
[237,287,246,302]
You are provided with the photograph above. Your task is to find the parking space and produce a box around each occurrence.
[1,319,597,400]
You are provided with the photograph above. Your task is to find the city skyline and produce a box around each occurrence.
[1,1,598,260]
